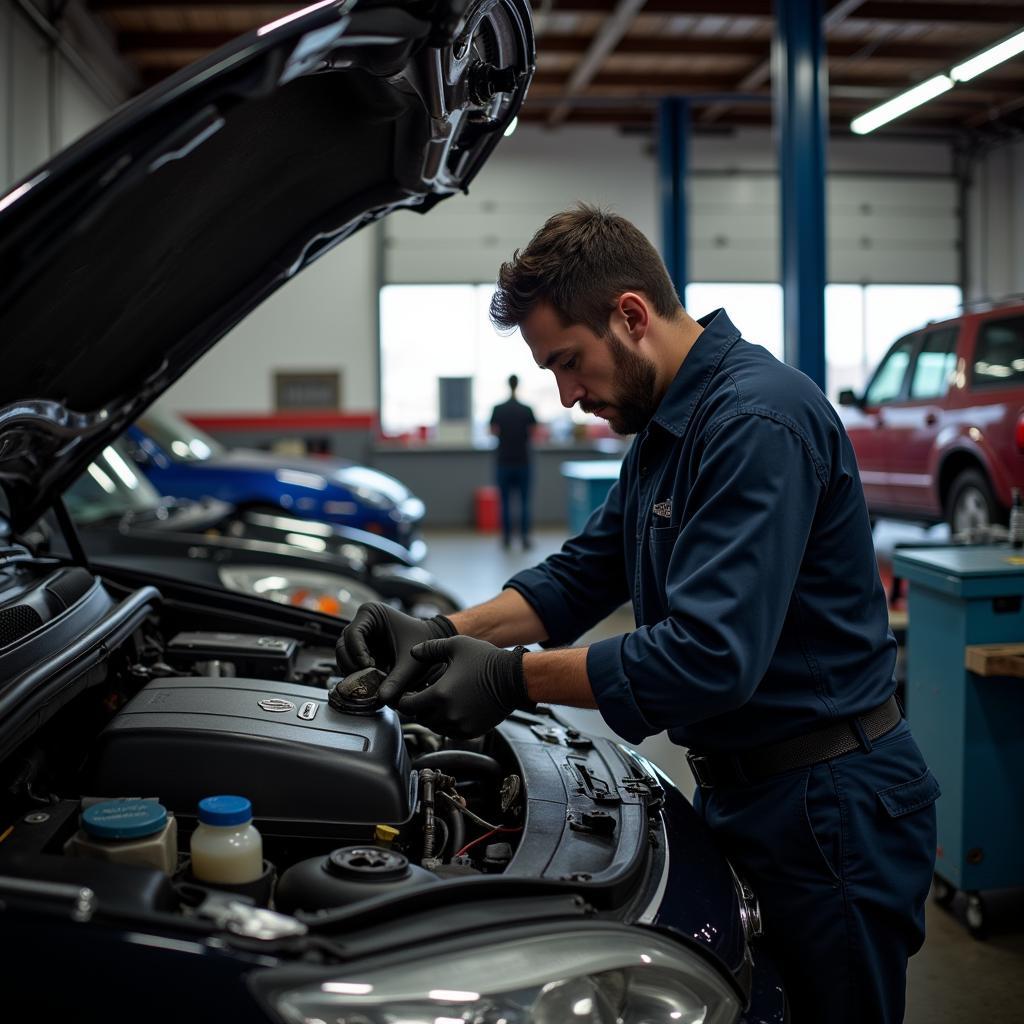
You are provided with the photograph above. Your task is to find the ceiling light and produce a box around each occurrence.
[850,74,952,135]
[951,27,1024,82]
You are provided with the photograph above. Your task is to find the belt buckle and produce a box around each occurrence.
[686,752,714,789]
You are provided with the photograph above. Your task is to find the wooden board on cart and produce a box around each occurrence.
[964,643,1024,678]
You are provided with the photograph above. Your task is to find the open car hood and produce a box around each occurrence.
[0,0,533,531]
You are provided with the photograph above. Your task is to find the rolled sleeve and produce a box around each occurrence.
[587,634,656,744]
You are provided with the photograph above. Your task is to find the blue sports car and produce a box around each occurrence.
[125,407,427,562]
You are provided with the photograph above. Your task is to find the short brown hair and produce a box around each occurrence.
[489,204,681,336]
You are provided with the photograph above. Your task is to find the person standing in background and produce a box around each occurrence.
[490,374,537,550]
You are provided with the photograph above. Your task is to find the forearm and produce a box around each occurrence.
[522,646,597,708]
[448,588,549,647]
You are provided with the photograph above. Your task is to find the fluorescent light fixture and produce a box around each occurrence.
[503,115,518,138]
[850,74,952,135]
[951,27,1024,82]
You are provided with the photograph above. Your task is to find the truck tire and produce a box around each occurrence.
[946,468,1002,534]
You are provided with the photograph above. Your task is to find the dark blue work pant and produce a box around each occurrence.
[496,462,532,544]
[695,720,938,1024]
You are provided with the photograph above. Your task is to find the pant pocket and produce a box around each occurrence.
[804,763,843,884]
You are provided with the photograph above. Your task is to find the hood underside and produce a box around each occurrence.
[0,0,533,531]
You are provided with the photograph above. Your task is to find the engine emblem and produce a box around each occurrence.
[258,698,295,713]
[298,701,318,721]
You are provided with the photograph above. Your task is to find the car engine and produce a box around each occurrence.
[0,558,529,916]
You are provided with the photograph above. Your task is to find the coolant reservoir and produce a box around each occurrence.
[64,799,178,874]
[189,795,263,884]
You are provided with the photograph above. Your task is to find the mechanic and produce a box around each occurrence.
[337,205,938,1024]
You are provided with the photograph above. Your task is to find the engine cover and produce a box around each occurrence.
[86,677,413,824]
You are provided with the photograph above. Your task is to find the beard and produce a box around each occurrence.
[586,332,658,436]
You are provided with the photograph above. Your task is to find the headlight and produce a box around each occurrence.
[218,566,381,619]
[398,496,426,520]
[260,927,741,1024]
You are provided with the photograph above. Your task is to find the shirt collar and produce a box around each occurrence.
[649,308,741,437]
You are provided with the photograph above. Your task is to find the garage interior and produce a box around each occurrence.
[2,1,1024,1021]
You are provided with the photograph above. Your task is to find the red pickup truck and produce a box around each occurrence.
[839,300,1024,531]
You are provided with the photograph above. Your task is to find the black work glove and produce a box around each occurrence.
[396,636,534,739]
[336,602,457,705]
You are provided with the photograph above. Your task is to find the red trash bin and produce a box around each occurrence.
[474,485,500,533]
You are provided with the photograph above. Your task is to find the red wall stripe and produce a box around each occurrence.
[186,412,377,431]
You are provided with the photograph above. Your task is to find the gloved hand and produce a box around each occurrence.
[336,603,457,705]
[396,635,534,739]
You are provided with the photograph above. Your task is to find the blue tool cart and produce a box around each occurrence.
[892,544,1024,939]
[560,460,621,535]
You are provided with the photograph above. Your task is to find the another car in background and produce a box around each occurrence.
[59,440,458,619]
[839,299,1024,531]
[125,407,427,561]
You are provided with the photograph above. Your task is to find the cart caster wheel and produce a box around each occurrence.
[932,874,955,908]
[966,893,988,940]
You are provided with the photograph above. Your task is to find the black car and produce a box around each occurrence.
[54,438,460,619]
[0,2,785,1021]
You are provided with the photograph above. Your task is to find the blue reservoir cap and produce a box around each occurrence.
[198,795,253,827]
[82,800,168,840]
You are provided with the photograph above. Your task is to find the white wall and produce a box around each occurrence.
[161,229,380,414]
[384,125,957,288]
[1,0,130,191]
[967,137,1024,303]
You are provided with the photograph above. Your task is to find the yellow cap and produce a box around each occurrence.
[375,824,399,844]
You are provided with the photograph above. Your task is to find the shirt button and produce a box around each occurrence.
[640,465,649,477]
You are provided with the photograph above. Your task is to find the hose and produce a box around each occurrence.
[443,798,465,859]
[411,750,504,782]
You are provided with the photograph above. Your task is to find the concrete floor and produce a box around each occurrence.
[420,525,1024,1024]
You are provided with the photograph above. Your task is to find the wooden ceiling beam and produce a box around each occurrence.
[92,0,1024,22]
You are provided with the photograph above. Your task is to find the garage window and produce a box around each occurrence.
[379,284,602,439]
[972,316,1024,388]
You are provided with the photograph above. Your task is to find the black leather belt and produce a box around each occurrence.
[686,695,902,790]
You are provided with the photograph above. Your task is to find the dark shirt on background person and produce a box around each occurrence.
[490,375,537,548]
[490,391,537,464]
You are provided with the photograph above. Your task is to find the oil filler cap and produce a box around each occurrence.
[329,667,386,715]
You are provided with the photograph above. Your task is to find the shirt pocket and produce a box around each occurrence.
[646,524,680,587]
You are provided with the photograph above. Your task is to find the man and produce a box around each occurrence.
[337,205,938,1023]
[489,373,537,549]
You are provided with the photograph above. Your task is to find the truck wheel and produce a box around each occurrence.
[932,873,955,908]
[946,469,1001,534]
[966,893,988,940]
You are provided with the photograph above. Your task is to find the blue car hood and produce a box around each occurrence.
[0,0,533,531]
[205,449,411,504]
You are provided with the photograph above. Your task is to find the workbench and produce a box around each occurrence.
[891,544,1024,938]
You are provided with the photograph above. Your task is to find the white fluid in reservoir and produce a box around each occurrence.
[189,795,263,884]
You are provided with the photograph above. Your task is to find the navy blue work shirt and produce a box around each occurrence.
[506,309,896,751]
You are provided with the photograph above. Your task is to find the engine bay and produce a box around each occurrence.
[0,557,662,931]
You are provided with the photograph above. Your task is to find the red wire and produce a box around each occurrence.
[454,825,522,859]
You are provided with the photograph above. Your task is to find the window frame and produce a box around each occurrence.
[907,326,959,402]
[862,332,920,408]
[969,313,1024,391]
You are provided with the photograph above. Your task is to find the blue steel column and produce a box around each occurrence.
[658,98,689,303]
[774,0,828,390]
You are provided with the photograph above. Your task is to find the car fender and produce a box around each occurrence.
[933,429,1005,510]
